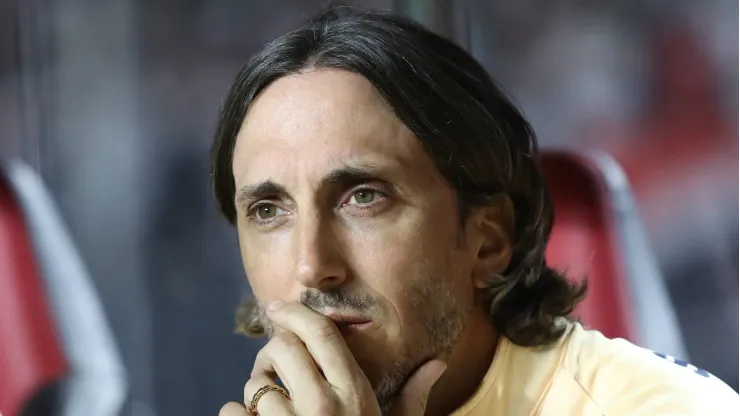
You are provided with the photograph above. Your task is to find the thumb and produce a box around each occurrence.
[389,359,447,415]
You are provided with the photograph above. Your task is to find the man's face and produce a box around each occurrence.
[232,69,482,404]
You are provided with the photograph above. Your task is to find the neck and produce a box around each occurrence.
[424,308,499,416]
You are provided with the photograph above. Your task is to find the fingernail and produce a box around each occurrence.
[436,351,451,363]
[433,362,448,384]
[267,300,284,311]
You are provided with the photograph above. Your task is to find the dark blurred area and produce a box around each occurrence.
[0,1,736,415]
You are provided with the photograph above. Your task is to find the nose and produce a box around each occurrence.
[291,212,348,291]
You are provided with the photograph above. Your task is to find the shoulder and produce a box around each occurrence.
[559,322,739,415]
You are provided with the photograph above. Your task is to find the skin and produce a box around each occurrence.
[220,69,513,415]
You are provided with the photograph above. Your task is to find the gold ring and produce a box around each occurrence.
[248,384,290,415]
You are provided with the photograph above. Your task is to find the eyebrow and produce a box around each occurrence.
[235,181,289,211]
[324,165,382,186]
[234,164,390,212]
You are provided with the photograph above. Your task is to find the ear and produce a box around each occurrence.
[469,195,515,289]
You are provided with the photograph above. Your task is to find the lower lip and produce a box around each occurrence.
[337,322,372,336]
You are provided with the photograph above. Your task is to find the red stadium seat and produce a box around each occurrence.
[542,151,635,340]
[541,150,688,359]
[0,160,127,416]
[0,169,68,416]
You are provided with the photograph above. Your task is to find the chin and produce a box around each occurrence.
[352,343,425,403]
[344,336,396,385]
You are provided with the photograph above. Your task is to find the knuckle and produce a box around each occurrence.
[272,332,303,350]
[244,377,266,401]
[252,347,273,370]
[311,394,335,416]
[243,379,255,399]
[244,376,262,392]
[254,347,269,362]
[345,385,365,409]
[310,319,342,343]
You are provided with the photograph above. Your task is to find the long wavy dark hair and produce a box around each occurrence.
[211,6,586,346]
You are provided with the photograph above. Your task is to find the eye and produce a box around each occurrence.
[347,189,377,205]
[251,203,287,220]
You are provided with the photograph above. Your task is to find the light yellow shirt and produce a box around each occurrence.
[451,321,739,415]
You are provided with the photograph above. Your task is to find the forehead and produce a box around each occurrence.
[232,69,432,187]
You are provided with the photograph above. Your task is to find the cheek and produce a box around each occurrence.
[237,224,296,302]
[346,207,467,308]
[345,220,430,290]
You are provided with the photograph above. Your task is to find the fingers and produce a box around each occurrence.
[244,374,294,416]
[389,359,447,416]
[265,301,360,385]
[251,331,328,408]
[219,402,249,416]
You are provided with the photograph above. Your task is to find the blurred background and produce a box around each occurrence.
[0,0,736,415]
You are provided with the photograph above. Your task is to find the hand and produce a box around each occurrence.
[219,301,447,416]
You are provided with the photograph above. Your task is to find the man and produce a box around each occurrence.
[211,7,738,416]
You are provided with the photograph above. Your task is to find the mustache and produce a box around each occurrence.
[234,288,381,338]
[300,288,380,313]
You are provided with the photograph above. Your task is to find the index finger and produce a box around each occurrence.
[266,301,361,386]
